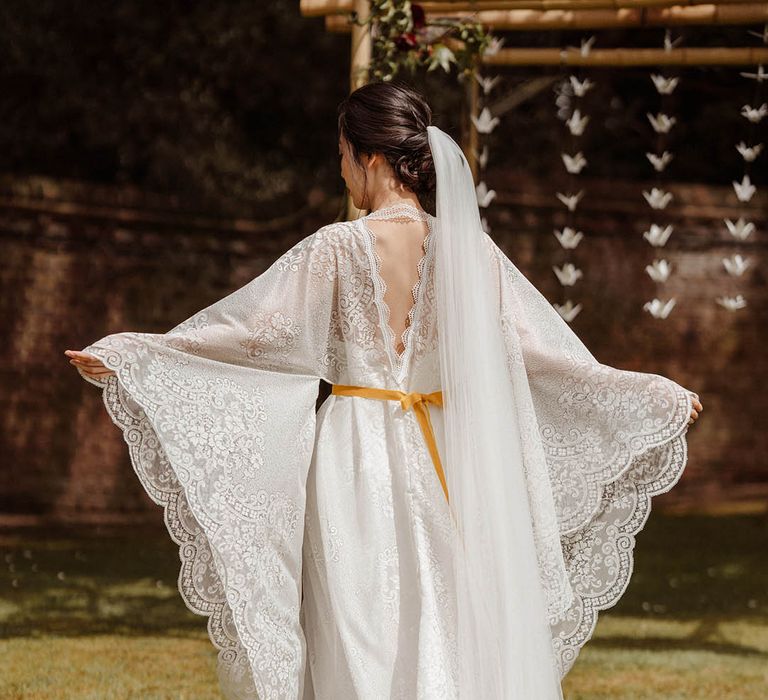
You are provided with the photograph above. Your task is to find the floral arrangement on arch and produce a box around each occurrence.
[351,0,491,81]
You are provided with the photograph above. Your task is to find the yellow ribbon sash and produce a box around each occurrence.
[330,384,448,503]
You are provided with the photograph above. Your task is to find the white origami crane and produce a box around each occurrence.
[650,73,679,95]
[643,187,674,210]
[483,36,505,57]
[663,29,683,52]
[471,106,500,134]
[741,103,767,123]
[724,216,755,241]
[554,226,584,249]
[746,24,768,43]
[473,144,489,170]
[475,181,497,208]
[554,299,583,322]
[735,141,764,162]
[647,112,677,133]
[645,259,673,282]
[561,151,587,174]
[644,297,676,318]
[578,35,596,57]
[569,75,594,97]
[556,190,585,211]
[553,263,583,286]
[428,45,456,73]
[722,254,750,277]
[643,223,674,247]
[732,174,756,202]
[739,64,767,83]
[566,109,589,136]
[646,150,674,172]
[716,294,747,311]
[475,73,501,95]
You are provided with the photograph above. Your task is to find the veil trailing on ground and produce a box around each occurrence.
[427,125,567,698]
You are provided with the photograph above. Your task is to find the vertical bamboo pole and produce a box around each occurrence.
[346,0,373,220]
[460,74,480,184]
[468,72,480,184]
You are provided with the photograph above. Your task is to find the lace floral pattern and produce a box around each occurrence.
[77,206,694,696]
[490,240,693,677]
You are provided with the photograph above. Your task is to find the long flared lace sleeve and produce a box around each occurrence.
[487,237,694,680]
[75,223,344,700]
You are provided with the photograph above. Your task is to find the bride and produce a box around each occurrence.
[65,80,702,700]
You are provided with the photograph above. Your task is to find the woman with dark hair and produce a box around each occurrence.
[66,79,701,699]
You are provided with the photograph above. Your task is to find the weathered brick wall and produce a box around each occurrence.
[0,172,764,524]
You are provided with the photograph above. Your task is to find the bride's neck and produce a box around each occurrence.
[367,190,423,213]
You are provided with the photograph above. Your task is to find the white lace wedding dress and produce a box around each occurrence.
[76,202,694,700]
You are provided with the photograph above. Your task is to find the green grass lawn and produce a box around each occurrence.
[1,513,766,699]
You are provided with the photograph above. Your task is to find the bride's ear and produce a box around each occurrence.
[363,151,382,170]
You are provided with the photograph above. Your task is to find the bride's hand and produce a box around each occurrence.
[688,392,703,425]
[64,350,115,379]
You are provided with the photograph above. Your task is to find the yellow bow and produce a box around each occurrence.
[330,384,448,503]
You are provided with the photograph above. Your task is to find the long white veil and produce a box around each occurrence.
[427,125,565,699]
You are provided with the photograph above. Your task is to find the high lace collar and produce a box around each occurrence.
[365,202,431,222]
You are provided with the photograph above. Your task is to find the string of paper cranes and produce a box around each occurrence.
[641,28,681,321]
[470,34,505,241]
[549,35,598,324]
[469,26,763,323]
[718,24,767,312]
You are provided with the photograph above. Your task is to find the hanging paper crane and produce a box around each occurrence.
[724,217,755,241]
[553,227,584,249]
[569,75,594,97]
[735,142,764,162]
[740,103,767,123]
[650,73,680,95]
[732,174,756,202]
[643,187,674,209]
[554,300,583,322]
[566,109,589,136]
[721,254,751,277]
[645,259,673,282]
[644,298,677,318]
[561,151,588,174]
[471,106,499,134]
[475,181,496,208]
[643,224,674,247]
[553,263,583,286]
[647,112,677,133]
[716,294,747,311]
[556,190,585,211]
[646,150,674,172]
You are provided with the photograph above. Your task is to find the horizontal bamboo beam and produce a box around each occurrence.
[324,4,768,31]
[303,0,765,17]
[480,45,768,65]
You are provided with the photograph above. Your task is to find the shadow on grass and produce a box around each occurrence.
[587,625,768,659]
[1,513,766,640]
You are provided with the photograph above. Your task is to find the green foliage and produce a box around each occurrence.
[350,0,491,82]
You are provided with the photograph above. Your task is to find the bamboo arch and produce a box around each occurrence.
[300,0,768,215]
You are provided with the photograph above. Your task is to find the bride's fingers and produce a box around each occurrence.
[69,355,103,366]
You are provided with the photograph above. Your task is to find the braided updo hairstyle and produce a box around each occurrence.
[337,80,437,209]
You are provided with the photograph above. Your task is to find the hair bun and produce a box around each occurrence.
[337,80,438,202]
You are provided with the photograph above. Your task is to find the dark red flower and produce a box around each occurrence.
[394,32,418,51]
